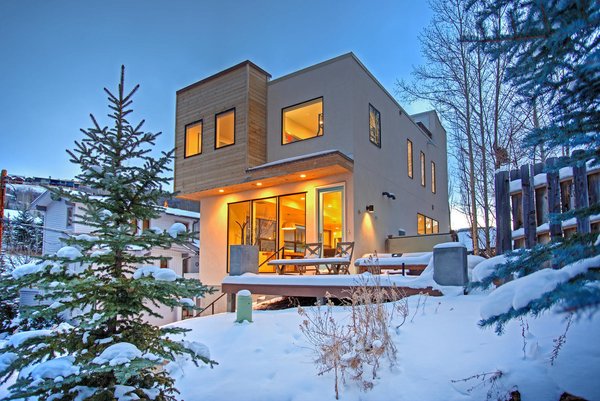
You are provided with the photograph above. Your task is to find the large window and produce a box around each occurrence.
[185,120,202,157]
[417,213,439,235]
[420,151,426,187]
[282,98,323,144]
[215,108,235,149]
[369,104,381,147]
[431,161,436,193]
[407,139,413,178]
[227,193,306,273]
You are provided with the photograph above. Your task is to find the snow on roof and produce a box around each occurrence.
[163,207,199,219]
[247,149,353,171]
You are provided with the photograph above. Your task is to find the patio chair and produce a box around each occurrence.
[316,241,355,275]
[269,243,322,275]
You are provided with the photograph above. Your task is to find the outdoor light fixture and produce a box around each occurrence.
[218,189,224,193]
[366,205,375,213]
[382,191,396,200]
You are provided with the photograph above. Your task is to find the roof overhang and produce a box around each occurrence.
[178,150,353,200]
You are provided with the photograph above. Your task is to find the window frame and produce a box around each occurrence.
[368,103,381,148]
[281,97,324,146]
[214,108,236,150]
[407,139,413,179]
[184,119,203,158]
[431,161,436,193]
[417,213,439,235]
[420,151,426,187]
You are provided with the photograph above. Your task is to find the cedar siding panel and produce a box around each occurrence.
[175,64,269,195]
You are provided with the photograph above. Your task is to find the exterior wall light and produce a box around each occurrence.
[366,205,374,213]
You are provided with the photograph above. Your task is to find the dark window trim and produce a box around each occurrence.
[184,119,203,159]
[368,103,381,148]
[214,108,236,150]
[407,139,413,179]
[420,151,426,187]
[281,96,324,146]
[431,161,436,193]
[226,191,308,273]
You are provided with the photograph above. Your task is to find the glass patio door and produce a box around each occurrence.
[317,186,344,257]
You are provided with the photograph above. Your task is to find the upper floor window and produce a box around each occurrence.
[185,120,202,157]
[420,151,426,187]
[215,108,235,149]
[407,139,413,178]
[282,97,323,144]
[431,161,436,193]
[369,104,381,147]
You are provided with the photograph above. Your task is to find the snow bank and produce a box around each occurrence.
[481,255,600,320]
[471,255,510,284]
[92,342,142,366]
[433,242,465,249]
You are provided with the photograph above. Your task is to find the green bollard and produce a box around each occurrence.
[235,289,253,323]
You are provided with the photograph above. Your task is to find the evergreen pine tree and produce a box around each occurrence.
[0,67,214,400]
[10,208,42,255]
[468,0,599,331]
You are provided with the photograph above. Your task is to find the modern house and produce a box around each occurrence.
[174,52,451,293]
[29,191,200,325]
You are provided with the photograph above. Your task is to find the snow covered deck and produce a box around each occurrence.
[221,269,464,299]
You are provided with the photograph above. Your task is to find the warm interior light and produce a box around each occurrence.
[256,182,262,186]
[300,197,305,200]
[300,174,306,178]
[218,189,224,193]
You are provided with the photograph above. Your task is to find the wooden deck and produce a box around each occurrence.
[221,281,443,299]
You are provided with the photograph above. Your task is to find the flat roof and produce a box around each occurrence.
[176,60,271,95]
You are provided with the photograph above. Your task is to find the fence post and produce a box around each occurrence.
[521,164,537,248]
[546,157,562,242]
[495,170,511,254]
[572,150,590,234]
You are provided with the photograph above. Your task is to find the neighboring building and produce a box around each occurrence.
[30,190,200,325]
[508,163,600,249]
[173,52,451,292]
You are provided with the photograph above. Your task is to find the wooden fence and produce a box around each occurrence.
[495,151,600,254]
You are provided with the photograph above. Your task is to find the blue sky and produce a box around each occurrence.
[0,0,433,179]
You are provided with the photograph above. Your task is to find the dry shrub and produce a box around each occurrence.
[298,273,409,399]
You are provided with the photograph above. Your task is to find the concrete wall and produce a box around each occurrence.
[386,233,454,254]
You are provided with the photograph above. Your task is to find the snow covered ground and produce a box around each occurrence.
[168,293,600,401]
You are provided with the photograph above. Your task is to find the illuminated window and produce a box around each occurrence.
[417,213,439,235]
[417,214,425,235]
[185,120,202,157]
[282,98,323,144]
[143,219,150,231]
[215,108,235,148]
[369,104,381,147]
[407,139,413,178]
[431,161,436,193]
[420,151,426,187]
[160,257,168,269]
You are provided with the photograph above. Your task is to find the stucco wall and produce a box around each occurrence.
[266,54,450,260]
[198,172,353,285]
